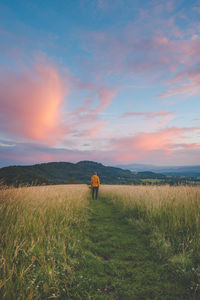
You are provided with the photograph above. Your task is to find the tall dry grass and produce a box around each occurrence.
[0,184,89,299]
[100,185,200,295]
[100,185,200,257]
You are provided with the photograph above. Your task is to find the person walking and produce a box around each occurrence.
[90,172,100,200]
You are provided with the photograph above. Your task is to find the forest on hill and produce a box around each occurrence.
[0,161,199,187]
[0,161,138,186]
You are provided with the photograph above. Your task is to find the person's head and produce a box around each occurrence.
[94,172,97,175]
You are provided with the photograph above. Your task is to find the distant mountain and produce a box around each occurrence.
[117,164,162,172]
[116,164,200,177]
[0,161,141,186]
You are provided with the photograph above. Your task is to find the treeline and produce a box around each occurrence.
[0,161,199,187]
[0,161,138,187]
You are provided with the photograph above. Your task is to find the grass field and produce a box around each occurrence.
[100,185,200,253]
[0,184,200,299]
[0,185,89,299]
[100,185,200,297]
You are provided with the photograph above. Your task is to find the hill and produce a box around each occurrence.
[1,161,198,187]
[0,161,141,186]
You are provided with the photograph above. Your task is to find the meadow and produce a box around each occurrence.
[101,185,200,252]
[100,185,200,296]
[0,184,200,299]
[0,185,89,299]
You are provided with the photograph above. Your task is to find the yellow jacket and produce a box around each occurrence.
[91,174,100,187]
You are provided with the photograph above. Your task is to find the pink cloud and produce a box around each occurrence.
[74,77,118,115]
[0,61,68,144]
[93,87,118,114]
[160,68,200,98]
[113,127,186,162]
[120,110,173,120]
[87,31,200,76]
[182,142,200,150]
[79,2,200,99]
[120,110,175,128]
[111,125,200,163]
[87,120,109,138]
[1,123,200,166]
[65,83,117,139]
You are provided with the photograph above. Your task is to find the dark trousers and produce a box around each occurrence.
[92,187,99,200]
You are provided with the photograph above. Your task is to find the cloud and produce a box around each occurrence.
[73,77,118,115]
[193,116,200,121]
[0,142,84,167]
[0,51,117,149]
[93,86,118,114]
[159,68,200,98]
[182,142,200,150]
[116,127,183,150]
[120,110,175,128]
[86,120,109,138]
[66,82,117,139]
[112,126,197,162]
[78,1,200,99]
[120,110,173,119]
[0,141,115,167]
[0,60,68,144]
[87,29,200,77]
[1,125,200,167]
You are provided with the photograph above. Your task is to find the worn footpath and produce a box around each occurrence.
[69,196,189,299]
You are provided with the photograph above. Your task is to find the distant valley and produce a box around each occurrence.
[117,164,200,177]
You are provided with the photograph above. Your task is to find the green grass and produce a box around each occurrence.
[0,185,89,299]
[141,179,162,184]
[99,185,200,299]
[67,196,191,299]
[1,185,199,299]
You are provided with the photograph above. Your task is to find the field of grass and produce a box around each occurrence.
[0,184,200,299]
[100,185,200,296]
[0,185,89,299]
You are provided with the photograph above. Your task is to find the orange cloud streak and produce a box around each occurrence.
[0,61,68,144]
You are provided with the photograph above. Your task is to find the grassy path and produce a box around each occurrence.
[69,196,189,299]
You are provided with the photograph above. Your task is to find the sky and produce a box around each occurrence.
[0,0,200,167]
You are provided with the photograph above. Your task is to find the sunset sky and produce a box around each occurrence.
[0,0,200,167]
